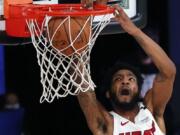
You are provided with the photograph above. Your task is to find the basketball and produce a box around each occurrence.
[48,17,91,56]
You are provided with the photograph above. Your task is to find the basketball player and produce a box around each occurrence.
[77,5,176,135]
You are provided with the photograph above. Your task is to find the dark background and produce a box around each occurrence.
[3,0,180,135]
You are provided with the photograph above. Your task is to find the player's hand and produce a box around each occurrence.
[81,0,94,9]
[113,5,140,36]
[96,0,108,5]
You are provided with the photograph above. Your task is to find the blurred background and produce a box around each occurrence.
[0,0,180,135]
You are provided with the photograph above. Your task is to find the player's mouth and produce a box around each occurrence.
[120,89,130,96]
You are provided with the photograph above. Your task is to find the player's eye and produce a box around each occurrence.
[129,77,136,82]
[114,77,122,81]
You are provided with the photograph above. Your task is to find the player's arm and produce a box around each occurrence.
[77,91,113,135]
[74,63,112,135]
[114,4,176,130]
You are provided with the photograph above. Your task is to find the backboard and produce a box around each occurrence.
[99,0,147,35]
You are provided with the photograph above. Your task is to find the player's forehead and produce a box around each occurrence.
[113,69,136,78]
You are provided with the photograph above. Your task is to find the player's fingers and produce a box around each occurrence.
[113,4,129,19]
[113,4,123,16]
[81,0,93,9]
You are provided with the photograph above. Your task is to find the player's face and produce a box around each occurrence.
[109,69,139,109]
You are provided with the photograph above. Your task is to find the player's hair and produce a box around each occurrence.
[104,62,143,93]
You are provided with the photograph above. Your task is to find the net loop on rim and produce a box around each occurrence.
[25,4,114,103]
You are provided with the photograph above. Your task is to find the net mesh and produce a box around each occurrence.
[26,14,112,103]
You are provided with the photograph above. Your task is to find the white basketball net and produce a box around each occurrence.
[26,14,112,103]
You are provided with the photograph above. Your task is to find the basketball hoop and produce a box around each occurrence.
[6,3,114,103]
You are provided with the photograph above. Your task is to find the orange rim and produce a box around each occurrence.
[9,4,115,18]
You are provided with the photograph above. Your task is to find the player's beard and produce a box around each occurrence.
[110,91,140,111]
